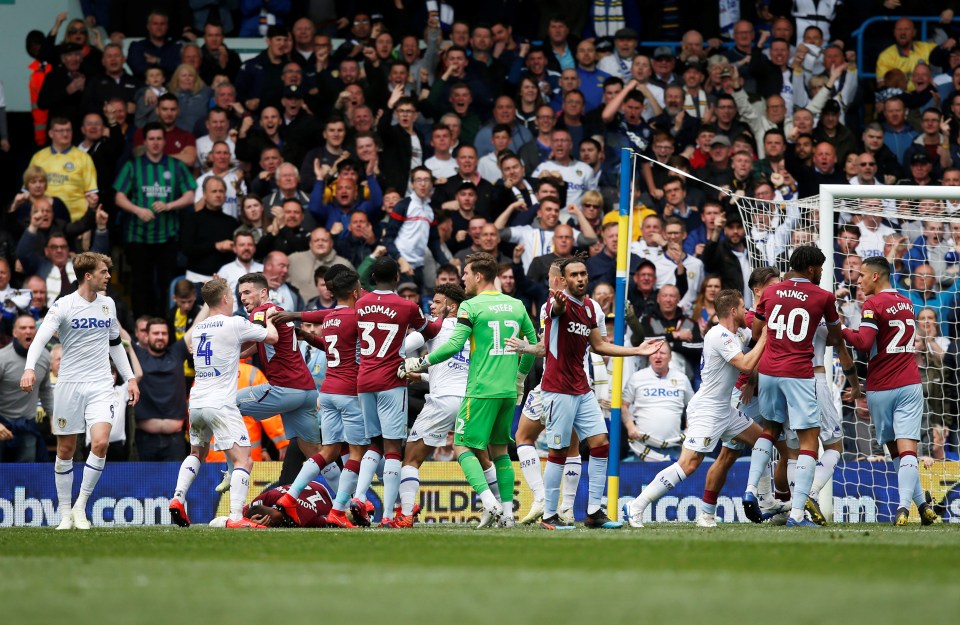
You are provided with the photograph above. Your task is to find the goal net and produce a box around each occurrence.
[734,184,960,523]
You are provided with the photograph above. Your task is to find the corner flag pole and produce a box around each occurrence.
[607,147,633,520]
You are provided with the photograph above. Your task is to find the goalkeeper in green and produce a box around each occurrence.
[400,253,537,527]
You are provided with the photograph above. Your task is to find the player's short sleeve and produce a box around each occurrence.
[409,301,428,332]
[586,300,599,331]
[754,290,769,320]
[716,331,743,363]
[821,291,840,325]
[592,301,606,337]
[250,307,268,327]
[107,298,120,340]
[859,299,878,330]
[236,317,269,342]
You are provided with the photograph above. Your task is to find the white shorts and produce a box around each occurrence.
[407,394,460,447]
[815,371,842,445]
[52,380,116,436]
[521,384,544,423]
[189,405,251,451]
[684,405,753,454]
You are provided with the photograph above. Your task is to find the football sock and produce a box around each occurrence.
[483,465,501,501]
[334,459,360,511]
[173,455,202,502]
[516,444,544,502]
[457,450,489,495]
[399,465,420,515]
[54,456,74,515]
[353,448,382,502]
[897,451,923,509]
[790,451,816,522]
[382,452,402,519]
[289,455,326,498]
[634,463,687,512]
[757,462,772,507]
[562,455,583,512]
[586,446,607,515]
[321,462,341,493]
[376,455,385,481]
[542,453,566,518]
[702,489,718,517]
[74,452,105,512]
[745,434,774,495]
[809,449,841,501]
[229,468,250,521]
[787,459,797,495]
[494,454,514,519]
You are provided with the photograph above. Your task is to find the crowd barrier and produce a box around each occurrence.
[2,461,958,526]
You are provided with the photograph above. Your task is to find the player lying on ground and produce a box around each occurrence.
[841,256,940,526]
[20,252,140,530]
[625,289,768,528]
[508,257,664,529]
[167,278,279,529]
[209,481,335,528]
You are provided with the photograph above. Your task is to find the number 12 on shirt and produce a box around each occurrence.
[488,320,520,355]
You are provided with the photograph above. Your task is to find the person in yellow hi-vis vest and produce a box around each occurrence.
[204,361,288,462]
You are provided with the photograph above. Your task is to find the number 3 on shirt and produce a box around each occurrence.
[488,320,520,355]
[357,322,399,357]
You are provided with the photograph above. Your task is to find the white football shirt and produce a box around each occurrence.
[532,159,597,207]
[27,291,120,383]
[403,317,469,397]
[189,314,268,408]
[623,365,693,441]
[687,323,749,417]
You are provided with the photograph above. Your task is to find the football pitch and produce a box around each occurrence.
[3,524,958,624]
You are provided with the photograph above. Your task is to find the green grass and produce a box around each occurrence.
[4,524,959,625]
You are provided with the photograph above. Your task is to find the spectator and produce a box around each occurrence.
[0,314,53,462]
[876,18,939,89]
[168,63,212,133]
[27,118,99,222]
[256,197,311,257]
[812,99,857,162]
[7,167,72,240]
[587,221,642,293]
[82,43,138,116]
[262,250,304,312]
[307,161,382,237]
[526,223,577,290]
[424,123,458,179]
[133,93,198,166]
[702,211,751,305]
[305,266,336,311]
[114,122,197,317]
[904,221,948,277]
[792,141,848,198]
[853,206,896,259]
[690,274,722,335]
[496,197,597,271]
[334,211,380,268]
[298,116,348,189]
[196,141,246,217]
[622,342,692,461]
[532,128,597,207]
[663,216,705,311]
[491,152,540,219]
[181,176,239,283]
[16,231,76,303]
[432,145,496,220]
[474,96,535,157]
[216,232,263,311]
[383,167,444,285]
[860,122,903,184]
[287,227,352,296]
[236,194,269,246]
[236,25,291,113]
[133,65,168,129]
[640,284,703,384]
[199,22,242,84]
[881,96,919,166]
[377,95,429,194]
[454,222,509,267]
[126,11,182,79]
[133,317,189,461]
[37,43,89,131]
[264,162,310,212]
[834,223,862,282]
[898,264,960,338]
[692,135,734,200]
[597,28,639,80]
[915,307,953,458]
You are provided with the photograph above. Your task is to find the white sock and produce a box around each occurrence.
[399,465,420,515]
[757,461,772,505]
[561,456,582,512]
[483,465,501,501]
[54,456,74,515]
[382,456,402,519]
[376,455,385,481]
[229,468,251,521]
[479,488,498,511]
[790,453,816,521]
[787,459,797,496]
[321,462,341,493]
[173,455,202,503]
[74,452,105,512]
[517,445,544,502]
[633,463,687,512]
[809,449,841,501]
[354,449,383,502]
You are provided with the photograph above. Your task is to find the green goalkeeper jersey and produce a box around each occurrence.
[427,290,537,398]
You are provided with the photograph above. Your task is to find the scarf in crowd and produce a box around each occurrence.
[591,0,625,38]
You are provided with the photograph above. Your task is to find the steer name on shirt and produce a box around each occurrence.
[488,304,515,313]
[356,304,398,318]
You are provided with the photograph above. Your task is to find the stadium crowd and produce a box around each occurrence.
[0,0,959,480]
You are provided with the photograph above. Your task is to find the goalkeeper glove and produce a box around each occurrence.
[515,373,527,406]
[398,356,429,378]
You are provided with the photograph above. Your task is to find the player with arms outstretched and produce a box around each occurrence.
[271,265,370,527]
[742,246,843,527]
[841,256,940,526]
[511,258,664,529]
[20,252,140,530]
[402,253,538,526]
[626,289,768,527]
[167,278,279,529]
[353,257,443,527]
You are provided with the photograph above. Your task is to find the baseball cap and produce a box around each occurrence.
[911,152,932,165]
[683,60,705,74]
[724,212,744,227]
[595,37,613,53]
[397,282,419,294]
[266,25,288,39]
[614,28,639,40]
[710,135,731,147]
[58,42,83,54]
[282,84,304,99]
[821,99,841,115]
[652,46,674,60]
[457,180,477,193]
